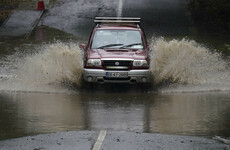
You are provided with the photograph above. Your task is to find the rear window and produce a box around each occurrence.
[91,29,144,49]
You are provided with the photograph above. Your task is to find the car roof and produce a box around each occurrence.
[96,23,140,30]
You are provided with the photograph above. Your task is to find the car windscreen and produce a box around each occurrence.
[91,29,144,49]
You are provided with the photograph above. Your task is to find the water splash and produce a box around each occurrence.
[1,38,230,93]
[0,42,83,93]
[149,38,230,92]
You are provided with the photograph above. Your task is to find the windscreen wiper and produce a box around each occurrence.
[119,43,142,49]
[97,44,123,49]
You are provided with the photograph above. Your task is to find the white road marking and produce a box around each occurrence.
[117,0,123,17]
[92,130,107,150]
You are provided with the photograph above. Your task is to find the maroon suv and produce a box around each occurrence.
[81,17,151,83]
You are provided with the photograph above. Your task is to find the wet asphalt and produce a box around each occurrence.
[0,131,230,150]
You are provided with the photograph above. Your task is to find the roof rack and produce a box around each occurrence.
[94,17,141,24]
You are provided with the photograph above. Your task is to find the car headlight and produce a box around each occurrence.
[86,59,102,66]
[133,60,148,67]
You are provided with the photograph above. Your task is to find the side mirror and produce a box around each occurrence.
[79,44,87,50]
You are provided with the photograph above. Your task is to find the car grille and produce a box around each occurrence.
[103,60,132,70]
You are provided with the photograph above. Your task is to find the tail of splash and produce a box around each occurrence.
[1,42,84,92]
[149,38,228,85]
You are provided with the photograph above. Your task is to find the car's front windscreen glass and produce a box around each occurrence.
[91,30,144,49]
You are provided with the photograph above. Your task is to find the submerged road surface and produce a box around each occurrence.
[0,92,230,150]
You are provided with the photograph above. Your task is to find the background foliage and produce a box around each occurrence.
[187,0,230,34]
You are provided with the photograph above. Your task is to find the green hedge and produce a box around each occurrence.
[188,0,230,34]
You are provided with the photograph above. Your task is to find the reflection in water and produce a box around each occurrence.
[0,92,87,140]
[82,93,149,132]
[0,91,230,140]
[148,93,230,136]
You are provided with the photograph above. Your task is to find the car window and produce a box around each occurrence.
[91,30,144,49]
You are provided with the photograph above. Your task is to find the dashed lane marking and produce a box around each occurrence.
[92,130,107,150]
[117,0,123,17]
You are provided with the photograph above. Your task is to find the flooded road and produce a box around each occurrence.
[0,91,230,140]
[0,0,230,145]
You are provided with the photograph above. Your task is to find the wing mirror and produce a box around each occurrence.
[79,44,87,50]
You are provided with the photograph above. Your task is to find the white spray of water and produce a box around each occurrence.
[1,38,230,93]
[0,42,83,93]
[149,38,230,92]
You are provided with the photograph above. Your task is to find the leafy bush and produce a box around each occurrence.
[188,0,230,34]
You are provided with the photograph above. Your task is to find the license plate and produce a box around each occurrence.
[106,72,128,78]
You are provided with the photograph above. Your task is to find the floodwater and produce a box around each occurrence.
[0,0,230,142]
[0,28,230,141]
[0,91,230,140]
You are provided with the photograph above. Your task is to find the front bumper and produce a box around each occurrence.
[83,68,151,83]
